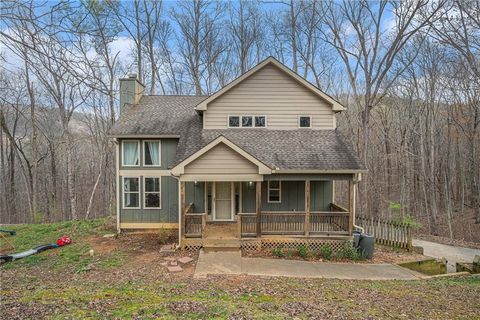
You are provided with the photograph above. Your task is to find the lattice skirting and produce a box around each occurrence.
[181,239,203,251]
[181,238,353,252]
[241,238,352,252]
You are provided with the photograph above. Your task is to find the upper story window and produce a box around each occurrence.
[255,116,266,127]
[268,180,281,203]
[228,116,240,127]
[299,116,311,128]
[228,115,267,128]
[242,116,253,127]
[143,140,161,166]
[122,140,140,166]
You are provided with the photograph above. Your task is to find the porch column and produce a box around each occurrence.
[305,179,310,236]
[180,181,186,240]
[256,181,261,237]
[348,179,355,236]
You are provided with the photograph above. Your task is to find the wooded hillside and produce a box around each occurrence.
[1,0,479,243]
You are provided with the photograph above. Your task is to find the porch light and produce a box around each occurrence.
[194,181,198,186]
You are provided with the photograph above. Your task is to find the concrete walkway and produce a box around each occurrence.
[413,239,480,272]
[194,251,421,280]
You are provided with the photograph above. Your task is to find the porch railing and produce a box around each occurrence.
[310,212,349,234]
[239,207,350,237]
[261,211,306,234]
[185,213,206,238]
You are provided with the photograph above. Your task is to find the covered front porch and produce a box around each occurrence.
[181,177,356,249]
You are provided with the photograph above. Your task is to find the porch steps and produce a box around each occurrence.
[203,238,241,252]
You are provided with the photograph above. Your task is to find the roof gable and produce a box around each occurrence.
[171,136,272,176]
[195,57,345,112]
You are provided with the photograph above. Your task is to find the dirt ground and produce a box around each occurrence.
[1,221,479,319]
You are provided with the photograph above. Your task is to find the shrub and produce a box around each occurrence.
[298,244,309,259]
[319,244,333,261]
[272,245,285,257]
[338,241,362,260]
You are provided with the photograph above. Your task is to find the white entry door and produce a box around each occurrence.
[214,182,234,221]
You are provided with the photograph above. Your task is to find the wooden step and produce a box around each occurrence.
[203,238,240,252]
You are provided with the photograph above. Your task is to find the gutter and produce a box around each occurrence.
[352,173,365,233]
[170,174,182,250]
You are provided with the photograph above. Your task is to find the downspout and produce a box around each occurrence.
[171,174,182,249]
[352,173,365,234]
[114,138,121,234]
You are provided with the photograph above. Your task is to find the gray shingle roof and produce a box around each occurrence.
[110,95,366,171]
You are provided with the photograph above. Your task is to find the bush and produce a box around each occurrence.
[337,241,362,260]
[298,244,309,259]
[319,244,333,261]
[272,245,285,257]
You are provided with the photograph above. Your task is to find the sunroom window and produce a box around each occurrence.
[144,141,161,166]
[144,177,161,208]
[122,141,139,166]
[268,180,281,203]
[123,177,140,208]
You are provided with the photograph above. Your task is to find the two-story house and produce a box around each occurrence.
[110,57,366,251]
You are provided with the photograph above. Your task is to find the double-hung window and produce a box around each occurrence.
[122,140,140,166]
[123,177,140,209]
[144,177,161,209]
[143,140,161,166]
[268,180,281,203]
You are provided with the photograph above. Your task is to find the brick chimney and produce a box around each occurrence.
[119,74,145,114]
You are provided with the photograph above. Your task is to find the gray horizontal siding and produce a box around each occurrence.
[120,176,178,223]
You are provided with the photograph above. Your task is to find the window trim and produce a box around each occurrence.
[267,180,282,203]
[143,140,162,167]
[227,115,241,128]
[122,176,141,209]
[254,115,267,128]
[227,115,267,128]
[298,115,312,128]
[143,177,162,209]
[121,140,140,167]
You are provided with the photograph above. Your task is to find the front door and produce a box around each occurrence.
[214,182,233,221]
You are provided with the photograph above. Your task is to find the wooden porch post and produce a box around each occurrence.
[305,179,310,236]
[256,181,261,237]
[180,181,186,241]
[348,179,355,236]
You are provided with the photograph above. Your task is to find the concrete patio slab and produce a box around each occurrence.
[194,250,421,280]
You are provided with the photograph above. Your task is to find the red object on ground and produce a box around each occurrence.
[56,236,72,246]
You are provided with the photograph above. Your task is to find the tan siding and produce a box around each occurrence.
[204,65,335,129]
[184,143,258,174]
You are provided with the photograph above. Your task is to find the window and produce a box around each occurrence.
[299,116,311,128]
[268,180,281,203]
[123,177,140,208]
[242,116,253,127]
[122,140,139,166]
[228,116,240,127]
[254,116,266,127]
[143,141,161,166]
[144,177,161,209]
